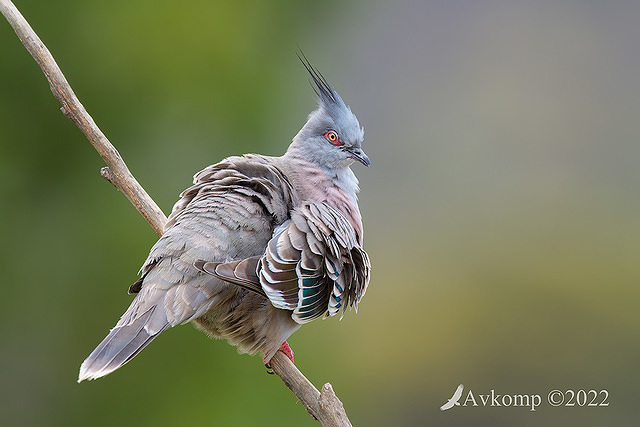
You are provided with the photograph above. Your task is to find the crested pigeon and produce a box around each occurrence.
[78,55,371,382]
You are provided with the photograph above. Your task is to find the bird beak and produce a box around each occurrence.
[348,147,371,167]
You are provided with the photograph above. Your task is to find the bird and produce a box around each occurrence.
[440,384,464,411]
[78,54,371,382]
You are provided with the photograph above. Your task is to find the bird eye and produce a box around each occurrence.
[324,130,342,146]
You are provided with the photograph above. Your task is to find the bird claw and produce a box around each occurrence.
[262,341,295,374]
[278,341,295,364]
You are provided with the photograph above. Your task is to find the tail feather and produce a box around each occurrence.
[78,306,169,382]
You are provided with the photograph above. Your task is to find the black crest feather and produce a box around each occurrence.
[297,51,338,105]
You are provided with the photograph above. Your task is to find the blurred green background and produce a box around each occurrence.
[1,0,639,425]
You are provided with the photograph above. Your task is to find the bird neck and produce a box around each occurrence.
[279,152,364,244]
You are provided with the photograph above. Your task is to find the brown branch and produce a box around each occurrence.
[1,1,352,425]
[0,0,166,236]
[270,352,353,426]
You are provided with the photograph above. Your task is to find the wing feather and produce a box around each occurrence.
[194,199,370,324]
[259,202,370,323]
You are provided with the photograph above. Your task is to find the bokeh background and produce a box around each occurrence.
[1,0,639,425]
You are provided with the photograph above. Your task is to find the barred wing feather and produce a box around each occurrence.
[260,202,370,323]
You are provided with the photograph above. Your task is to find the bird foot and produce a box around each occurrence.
[278,341,295,364]
[263,341,295,374]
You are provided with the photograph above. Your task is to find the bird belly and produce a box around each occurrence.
[193,290,299,359]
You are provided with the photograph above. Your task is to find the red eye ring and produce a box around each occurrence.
[324,130,342,146]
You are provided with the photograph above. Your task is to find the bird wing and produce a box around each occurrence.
[164,154,294,233]
[204,201,370,324]
[134,154,295,325]
[79,155,295,381]
[193,258,265,297]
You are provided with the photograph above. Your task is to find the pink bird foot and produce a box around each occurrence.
[278,341,295,364]
[263,341,295,374]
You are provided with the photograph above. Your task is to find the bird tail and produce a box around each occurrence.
[78,305,169,382]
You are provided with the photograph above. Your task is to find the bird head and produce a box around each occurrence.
[290,54,369,170]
